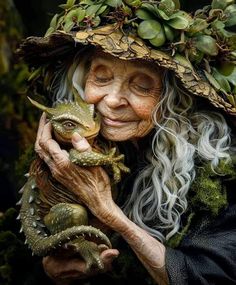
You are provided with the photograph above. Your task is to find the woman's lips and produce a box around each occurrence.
[103,117,131,127]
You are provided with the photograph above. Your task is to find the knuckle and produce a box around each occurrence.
[56,157,70,170]
[38,139,45,148]
[34,145,41,153]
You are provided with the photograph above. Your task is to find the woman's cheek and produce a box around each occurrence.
[84,82,102,104]
[132,100,157,119]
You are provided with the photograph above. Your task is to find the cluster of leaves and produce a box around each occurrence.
[191,0,236,106]
[45,0,236,106]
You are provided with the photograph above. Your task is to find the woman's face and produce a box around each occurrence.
[84,53,162,141]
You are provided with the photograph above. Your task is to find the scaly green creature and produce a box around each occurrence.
[28,94,130,182]
[19,92,129,271]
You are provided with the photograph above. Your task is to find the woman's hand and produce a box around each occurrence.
[35,113,117,221]
[42,249,119,285]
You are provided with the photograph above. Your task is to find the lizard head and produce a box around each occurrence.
[28,91,101,144]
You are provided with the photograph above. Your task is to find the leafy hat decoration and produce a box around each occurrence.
[18,0,236,115]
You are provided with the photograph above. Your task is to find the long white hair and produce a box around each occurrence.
[48,51,232,242]
[123,73,232,242]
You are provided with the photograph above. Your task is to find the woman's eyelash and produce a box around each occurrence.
[132,83,150,92]
[95,76,112,83]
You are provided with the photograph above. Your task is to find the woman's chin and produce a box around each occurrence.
[100,129,132,142]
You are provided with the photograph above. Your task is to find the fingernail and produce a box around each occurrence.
[72,132,82,142]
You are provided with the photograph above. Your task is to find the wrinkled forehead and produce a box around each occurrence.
[91,49,162,75]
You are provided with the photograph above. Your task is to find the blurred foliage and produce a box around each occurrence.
[0,208,52,285]
[0,0,40,212]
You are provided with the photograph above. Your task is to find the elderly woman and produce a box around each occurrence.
[18,0,236,284]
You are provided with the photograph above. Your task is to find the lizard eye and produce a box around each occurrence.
[62,120,77,130]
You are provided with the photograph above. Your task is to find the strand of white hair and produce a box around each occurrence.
[123,73,231,242]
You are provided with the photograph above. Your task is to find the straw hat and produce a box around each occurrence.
[17,0,236,115]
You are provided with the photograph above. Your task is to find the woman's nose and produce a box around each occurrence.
[103,82,128,108]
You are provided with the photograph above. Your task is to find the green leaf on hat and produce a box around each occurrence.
[218,64,236,85]
[194,35,219,56]
[168,11,192,29]
[64,20,75,32]
[212,0,234,10]
[140,3,157,16]
[159,0,176,16]
[59,0,76,9]
[163,23,175,41]
[155,8,170,20]
[123,0,142,7]
[224,4,236,27]
[174,53,194,69]
[97,5,108,15]
[172,0,180,9]
[86,4,103,16]
[136,8,155,20]
[93,16,101,27]
[218,62,235,76]
[137,20,162,40]
[106,0,123,7]
[49,14,59,29]
[149,28,166,47]
[44,27,55,37]
[227,94,236,106]
[80,0,94,4]
[204,70,221,90]
[67,0,76,7]
[212,68,231,93]
[187,18,209,35]
[64,8,86,27]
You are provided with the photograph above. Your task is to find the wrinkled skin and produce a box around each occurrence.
[85,53,162,141]
[36,54,168,285]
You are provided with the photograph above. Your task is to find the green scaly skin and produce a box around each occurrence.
[28,95,130,183]
[19,94,129,270]
[19,176,112,270]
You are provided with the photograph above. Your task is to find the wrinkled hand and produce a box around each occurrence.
[35,113,116,220]
[42,249,119,285]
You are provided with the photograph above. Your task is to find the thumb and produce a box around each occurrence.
[71,132,92,152]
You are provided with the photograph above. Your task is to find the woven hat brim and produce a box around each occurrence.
[17,25,236,115]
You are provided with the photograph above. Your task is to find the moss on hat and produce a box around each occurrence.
[17,0,236,115]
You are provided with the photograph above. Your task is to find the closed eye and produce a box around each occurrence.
[95,76,113,83]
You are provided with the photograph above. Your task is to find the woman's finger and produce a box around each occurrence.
[72,132,92,152]
[35,113,47,157]
[101,249,119,266]
[39,122,69,165]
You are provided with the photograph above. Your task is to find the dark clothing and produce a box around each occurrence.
[166,200,236,285]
